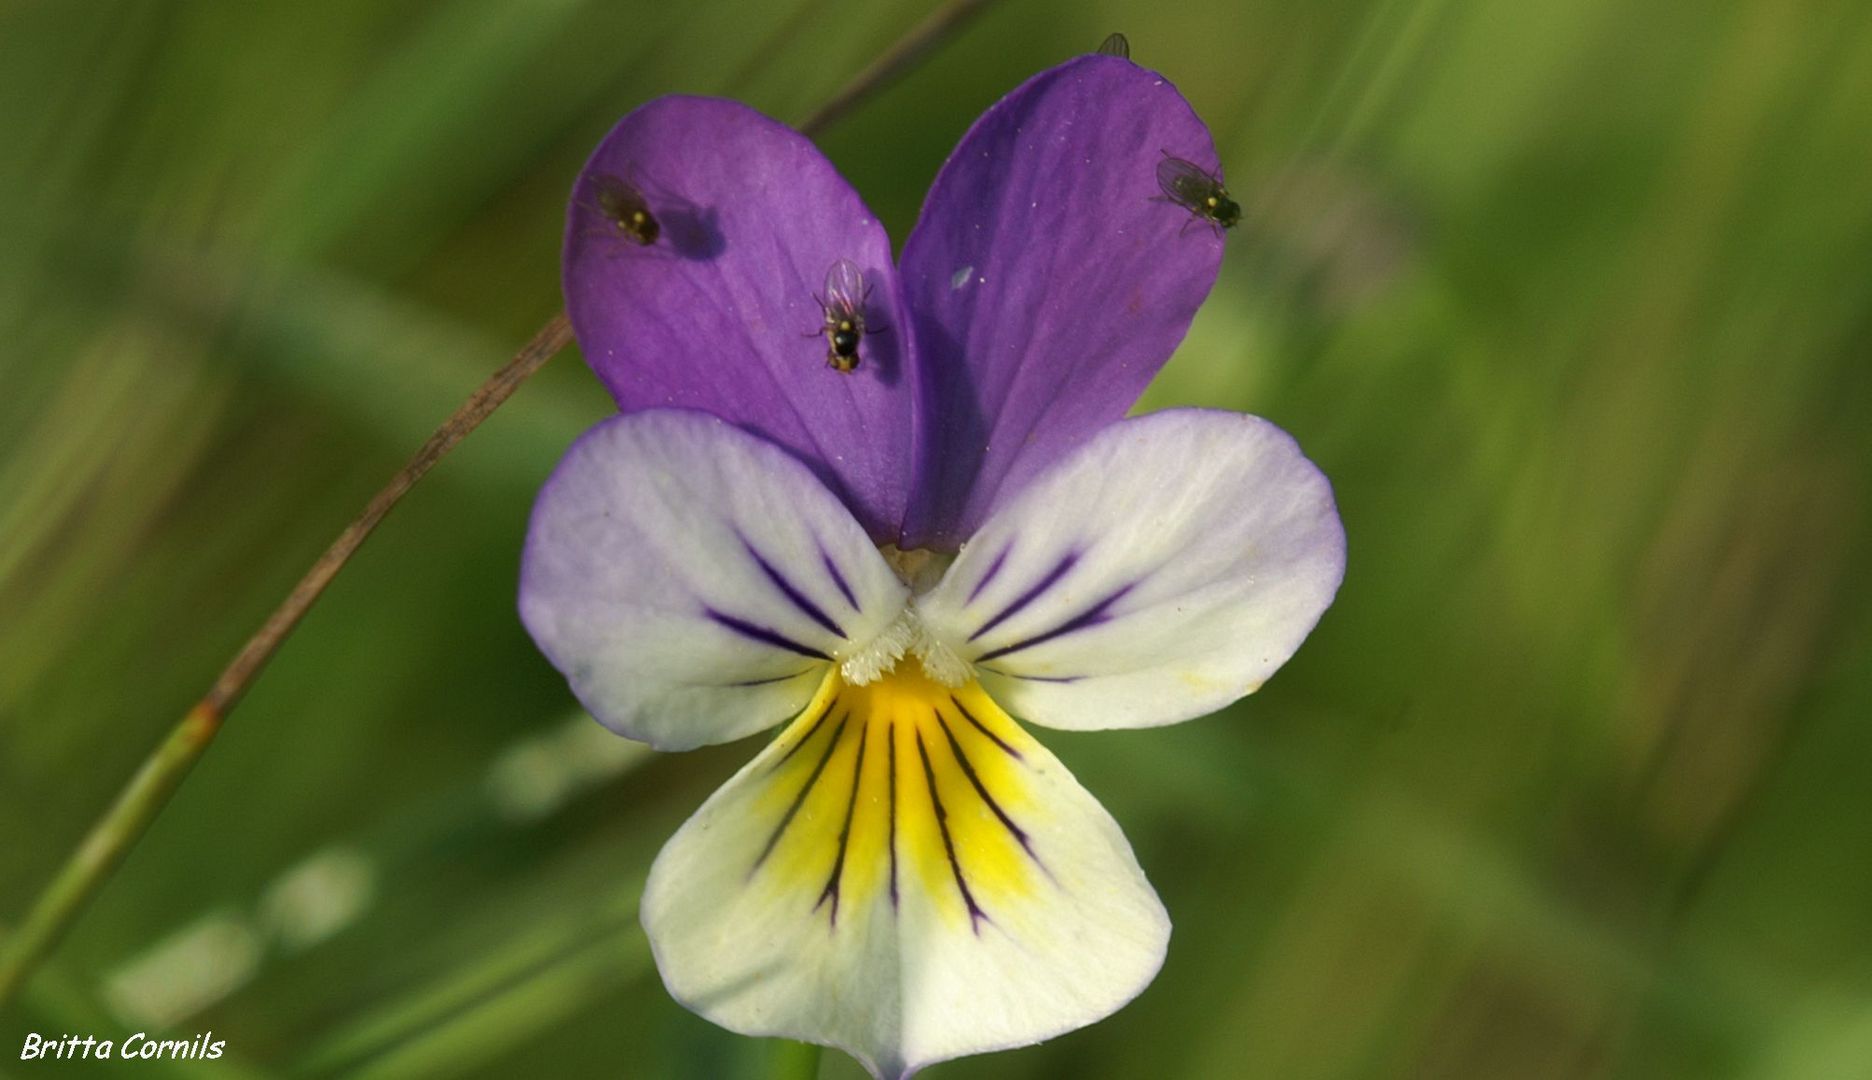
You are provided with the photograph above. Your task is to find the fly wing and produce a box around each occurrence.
[1155,156,1217,208]
[823,259,867,316]
[1096,32,1130,58]
[592,173,648,216]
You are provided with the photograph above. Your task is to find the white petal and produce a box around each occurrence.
[919,408,1345,731]
[641,670,1168,1078]
[520,410,908,751]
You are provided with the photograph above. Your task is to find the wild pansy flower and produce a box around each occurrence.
[522,53,1345,1079]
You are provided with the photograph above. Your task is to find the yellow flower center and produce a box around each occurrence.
[750,665,1045,930]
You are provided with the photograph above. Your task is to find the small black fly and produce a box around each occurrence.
[1156,153,1241,236]
[812,259,878,373]
[583,172,660,247]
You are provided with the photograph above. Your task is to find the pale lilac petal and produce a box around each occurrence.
[564,97,912,541]
[918,409,1345,730]
[898,57,1226,548]
[519,409,908,751]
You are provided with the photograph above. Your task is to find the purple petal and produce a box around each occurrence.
[519,409,908,751]
[918,408,1346,730]
[563,97,912,541]
[897,56,1226,549]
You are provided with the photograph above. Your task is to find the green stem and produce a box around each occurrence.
[0,706,219,1006]
[0,309,573,1010]
[767,1040,824,1080]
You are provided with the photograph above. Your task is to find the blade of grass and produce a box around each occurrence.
[294,899,647,1077]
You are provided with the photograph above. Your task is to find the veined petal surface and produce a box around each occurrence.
[563,96,913,541]
[920,409,1346,730]
[642,668,1168,1078]
[520,409,908,751]
[898,55,1226,548]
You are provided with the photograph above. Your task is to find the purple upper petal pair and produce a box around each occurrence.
[563,55,1224,549]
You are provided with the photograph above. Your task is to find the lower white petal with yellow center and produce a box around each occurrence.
[523,406,1344,1077]
[641,666,1167,1080]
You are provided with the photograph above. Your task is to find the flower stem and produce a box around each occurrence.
[0,0,1003,1015]
[766,1040,823,1080]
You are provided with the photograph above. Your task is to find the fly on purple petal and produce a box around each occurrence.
[1156,153,1240,235]
[584,172,660,246]
[1095,32,1130,58]
[815,258,874,373]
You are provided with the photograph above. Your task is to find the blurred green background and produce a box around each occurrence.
[4,0,1871,1077]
